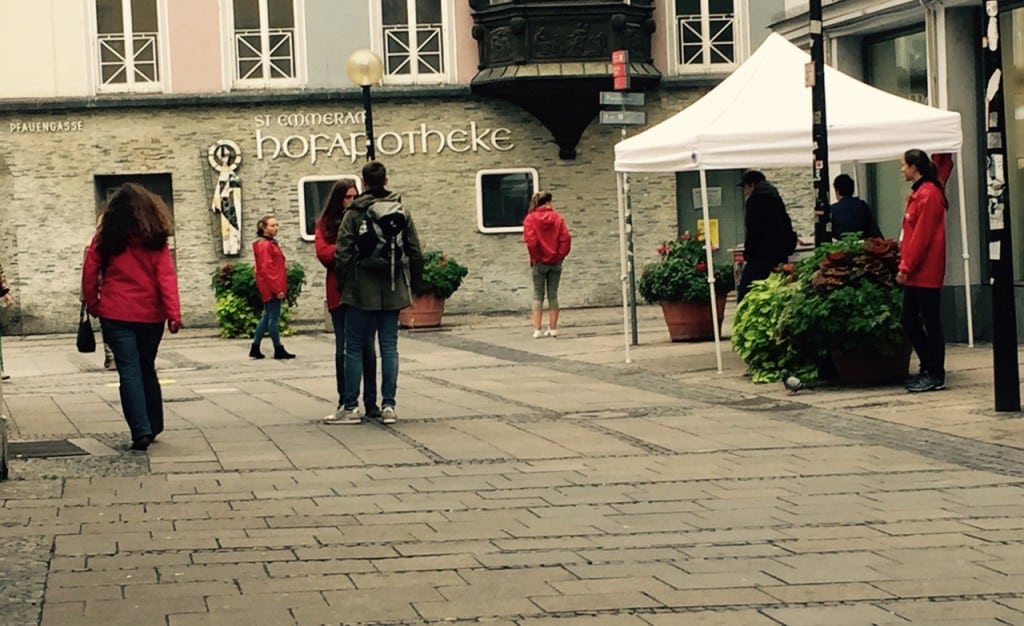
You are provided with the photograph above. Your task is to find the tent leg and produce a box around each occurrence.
[617,172,632,363]
[955,150,974,347]
[699,168,723,374]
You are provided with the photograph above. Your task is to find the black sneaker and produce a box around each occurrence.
[906,373,945,393]
[904,369,927,387]
[365,404,382,419]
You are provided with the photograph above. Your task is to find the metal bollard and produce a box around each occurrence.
[0,376,7,480]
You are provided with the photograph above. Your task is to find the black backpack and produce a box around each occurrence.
[356,198,408,290]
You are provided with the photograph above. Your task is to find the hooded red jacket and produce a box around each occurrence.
[253,236,287,303]
[314,220,342,310]
[523,205,571,266]
[82,234,181,324]
[898,179,946,289]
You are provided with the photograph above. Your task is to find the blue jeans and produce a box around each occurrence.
[253,298,282,348]
[344,308,399,410]
[101,319,165,440]
[330,305,378,407]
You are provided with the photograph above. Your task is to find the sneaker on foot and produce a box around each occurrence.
[544,328,558,338]
[532,329,543,339]
[906,373,945,393]
[323,406,363,425]
[365,404,382,418]
[381,406,398,424]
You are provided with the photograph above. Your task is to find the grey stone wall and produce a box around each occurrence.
[0,89,816,334]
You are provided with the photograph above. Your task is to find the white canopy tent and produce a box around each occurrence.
[613,33,970,369]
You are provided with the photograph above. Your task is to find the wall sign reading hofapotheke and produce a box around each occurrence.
[253,111,515,164]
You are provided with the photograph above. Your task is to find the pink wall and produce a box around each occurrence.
[453,2,477,84]
[166,0,224,93]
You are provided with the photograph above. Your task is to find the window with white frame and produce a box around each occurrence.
[298,175,362,242]
[232,0,299,87]
[378,0,450,84]
[476,169,538,234]
[94,0,162,93]
[675,0,737,70]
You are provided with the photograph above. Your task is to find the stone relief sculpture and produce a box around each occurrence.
[208,140,243,256]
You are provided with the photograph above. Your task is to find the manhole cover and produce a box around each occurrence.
[8,440,89,459]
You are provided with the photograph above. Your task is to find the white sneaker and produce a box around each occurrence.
[532,329,543,339]
[323,406,363,425]
[381,406,398,424]
[544,328,558,338]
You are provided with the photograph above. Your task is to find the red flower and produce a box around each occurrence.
[679,232,691,241]
[695,262,707,272]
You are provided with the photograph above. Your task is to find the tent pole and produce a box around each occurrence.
[616,171,632,363]
[699,167,723,373]
[954,150,974,347]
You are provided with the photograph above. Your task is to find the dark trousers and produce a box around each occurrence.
[901,286,945,378]
[736,260,776,304]
[101,319,165,439]
[329,305,377,408]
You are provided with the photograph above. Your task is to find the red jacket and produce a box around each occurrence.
[82,235,181,324]
[898,179,947,289]
[253,236,287,302]
[314,221,341,310]
[523,205,571,266]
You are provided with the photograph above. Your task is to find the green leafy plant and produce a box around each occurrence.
[210,261,306,338]
[777,236,905,358]
[416,250,469,299]
[638,233,735,304]
[731,271,815,383]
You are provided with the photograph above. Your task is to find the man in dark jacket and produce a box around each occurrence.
[328,161,423,426]
[737,169,796,304]
[830,174,882,240]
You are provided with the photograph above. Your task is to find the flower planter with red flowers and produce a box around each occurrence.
[638,232,735,342]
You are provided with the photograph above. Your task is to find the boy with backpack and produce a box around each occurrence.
[327,161,423,426]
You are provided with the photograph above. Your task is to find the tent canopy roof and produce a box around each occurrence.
[614,34,963,173]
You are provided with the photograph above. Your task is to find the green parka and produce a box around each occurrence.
[334,188,423,311]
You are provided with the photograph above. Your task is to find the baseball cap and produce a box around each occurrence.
[739,169,766,186]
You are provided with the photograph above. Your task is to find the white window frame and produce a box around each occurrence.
[226,0,306,89]
[297,175,362,242]
[670,0,748,75]
[90,0,167,94]
[370,0,455,85]
[476,168,539,234]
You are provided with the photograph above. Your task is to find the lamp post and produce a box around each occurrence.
[346,49,384,161]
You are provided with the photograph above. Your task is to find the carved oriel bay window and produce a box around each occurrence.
[469,0,660,159]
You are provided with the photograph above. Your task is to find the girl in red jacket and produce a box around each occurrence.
[898,148,948,393]
[250,215,295,360]
[523,191,572,338]
[82,183,181,451]
[315,179,378,422]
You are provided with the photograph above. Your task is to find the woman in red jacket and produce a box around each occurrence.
[898,148,948,393]
[250,215,295,360]
[523,191,572,338]
[82,183,181,451]
[315,179,378,423]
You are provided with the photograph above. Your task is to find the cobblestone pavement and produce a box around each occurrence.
[1,305,1023,625]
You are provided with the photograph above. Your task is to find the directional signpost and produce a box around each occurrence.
[603,50,646,348]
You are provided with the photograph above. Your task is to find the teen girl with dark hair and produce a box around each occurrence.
[898,148,948,392]
[82,183,181,450]
[316,179,378,423]
[250,215,295,360]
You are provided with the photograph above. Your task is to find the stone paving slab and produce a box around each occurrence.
[2,306,1024,624]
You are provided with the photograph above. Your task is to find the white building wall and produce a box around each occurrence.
[0,0,91,98]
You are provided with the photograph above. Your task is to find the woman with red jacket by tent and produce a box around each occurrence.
[523,191,572,338]
[898,148,948,393]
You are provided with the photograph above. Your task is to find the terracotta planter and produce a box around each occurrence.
[399,293,446,329]
[658,295,727,342]
[831,343,912,386]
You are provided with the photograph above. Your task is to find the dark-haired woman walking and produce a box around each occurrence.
[82,183,181,450]
[898,148,948,393]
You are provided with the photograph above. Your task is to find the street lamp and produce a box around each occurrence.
[347,48,384,161]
